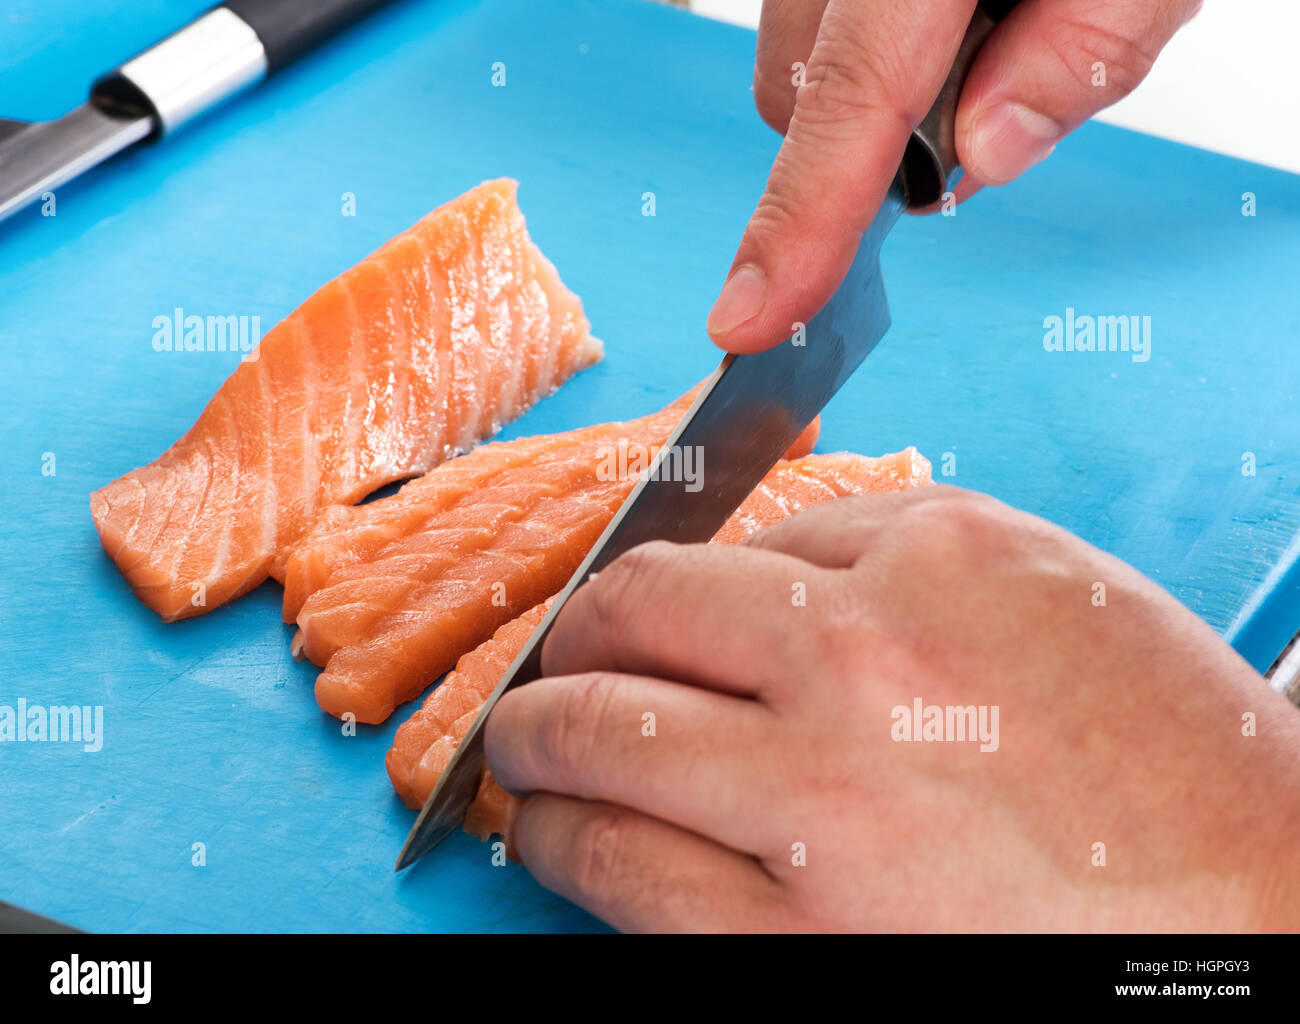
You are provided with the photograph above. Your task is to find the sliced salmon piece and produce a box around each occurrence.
[90,179,603,621]
[296,394,818,724]
[283,402,820,624]
[282,391,697,623]
[389,599,552,810]
[385,448,933,842]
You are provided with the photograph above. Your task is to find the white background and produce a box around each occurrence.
[688,0,1300,174]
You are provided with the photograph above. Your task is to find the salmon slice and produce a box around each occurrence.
[90,179,603,621]
[282,403,819,623]
[385,448,933,842]
[295,394,817,724]
[284,391,691,623]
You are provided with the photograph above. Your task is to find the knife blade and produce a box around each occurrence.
[0,105,153,223]
[0,0,398,226]
[397,0,1019,871]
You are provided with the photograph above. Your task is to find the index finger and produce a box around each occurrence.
[707,0,977,353]
[539,539,837,705]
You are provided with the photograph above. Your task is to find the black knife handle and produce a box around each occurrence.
[91,0,400,135]
[221,0,398,75]
[979,0,1022,22]
[899,0,1021,207]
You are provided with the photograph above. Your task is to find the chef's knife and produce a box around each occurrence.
[397,0,1021,871]
[0,0,400,224]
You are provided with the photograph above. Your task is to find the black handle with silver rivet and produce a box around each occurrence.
[89,0,399,137]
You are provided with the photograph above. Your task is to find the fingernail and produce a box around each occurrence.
[969,102,1061,186]
[707,263,767,338]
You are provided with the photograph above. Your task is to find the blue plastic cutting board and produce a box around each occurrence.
[2,0,1298,933]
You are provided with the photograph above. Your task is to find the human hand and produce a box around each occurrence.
[484,487,1300,931]
[707,0,1201,353]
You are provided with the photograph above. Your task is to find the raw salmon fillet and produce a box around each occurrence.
[294,394,818,725]
[385,448,933,842]
[90,179,603,621]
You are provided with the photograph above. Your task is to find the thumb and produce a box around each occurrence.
[956,0,1201,187]
[708,0,977,354]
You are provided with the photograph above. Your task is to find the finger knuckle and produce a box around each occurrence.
[812,579,875,666]
[910,488,1012,546]
[589,540,678,639]
[542,672,617,784]
[743,177,805,246]
[793,5,924,125]
[798,51,903,134]
[1047,15,1157,97]
[571,808,633,899]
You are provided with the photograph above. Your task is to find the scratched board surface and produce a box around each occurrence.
[1,0,1297,934]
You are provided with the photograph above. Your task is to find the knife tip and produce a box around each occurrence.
[394,815,453,872]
